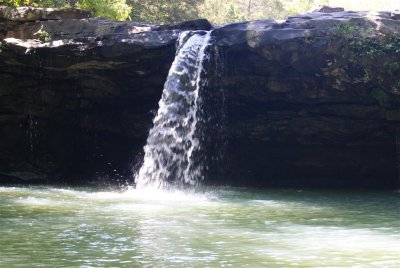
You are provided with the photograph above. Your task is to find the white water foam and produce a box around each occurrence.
[135,31,212,189]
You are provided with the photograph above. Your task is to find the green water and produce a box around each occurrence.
[0,186,399,267]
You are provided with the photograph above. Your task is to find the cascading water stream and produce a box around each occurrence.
[135,31,212,189]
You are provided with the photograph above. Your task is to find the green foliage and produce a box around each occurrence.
[236,0,288,20]
[0,0,131,21]
[335,24,357,38]
[197,0,244,25]
[333,23,374,40]
[128,0,200,24]
[127,0,321,24]
[330,23,400,58]
[31,0,68,8]
[65,0,79,7]
[0,0,30,7]
[352,35,400,58]
[77,0,131,21]
[0,0,80,8]
[2,0,399,24]
[330,22,400,60]
[34,28,52,42]
[371,88,389,106]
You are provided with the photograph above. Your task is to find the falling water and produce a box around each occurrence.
[135,31,212,189]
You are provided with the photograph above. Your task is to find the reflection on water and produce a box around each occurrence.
[0,186,399,267]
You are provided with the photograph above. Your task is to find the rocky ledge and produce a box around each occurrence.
[0,6,399,188]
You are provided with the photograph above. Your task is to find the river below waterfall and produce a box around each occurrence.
[0,186,399,267]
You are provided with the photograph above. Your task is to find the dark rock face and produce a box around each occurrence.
[208,11,400,189]
[0,7,399,189]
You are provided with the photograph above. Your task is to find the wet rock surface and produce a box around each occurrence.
[0,7,399,188]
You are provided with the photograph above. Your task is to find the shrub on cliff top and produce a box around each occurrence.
[0,0,132,21]
[0,0,30,7]
[77,0,131,21]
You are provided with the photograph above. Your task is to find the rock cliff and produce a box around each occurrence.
[209,10,400,188]
[0,6,399,188]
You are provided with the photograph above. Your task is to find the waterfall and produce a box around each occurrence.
[135,31,212,189]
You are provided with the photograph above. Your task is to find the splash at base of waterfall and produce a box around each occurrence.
[135,31,212,189]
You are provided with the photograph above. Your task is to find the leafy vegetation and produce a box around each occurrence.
[34,29,51,42]
[354,36,400,58]
[128,0,200,24]
[371,88,389,106]
[0,0,30,7]
[0,0,398,23]
[77,0,131,21]
[195,0,245,25]
[329,22,400,60]
[332,23,374,40]
[32,0,67,7]
[0,0,132,20]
